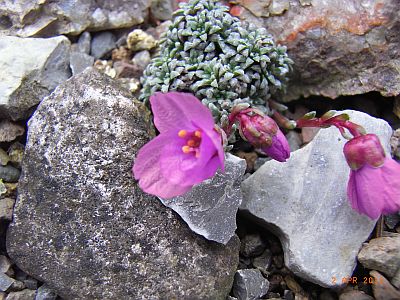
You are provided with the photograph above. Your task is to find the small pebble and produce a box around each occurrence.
[5,289,35,300]
[0,256,12,274]
[111,46,132,62]
[70,52,95,75]
[240,233,267,258]
[91,31,116,59]
[77,31,91,54]
[0,166,20,183]
[0,121,24,143]
[132,50,151,70]
[7,143,24,169]
[0,150,9,166]
[35,284,57,300]
[0,273,14,292]
[232,269,269,300]
[127,29,157,52]
[339,290,374,300]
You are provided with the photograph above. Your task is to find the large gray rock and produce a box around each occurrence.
[237,0,400,101]
[6,69,239,299]
[0,0,151,37]
[0,36,71,120]
[160,153,246,245]
[241,110,393,288]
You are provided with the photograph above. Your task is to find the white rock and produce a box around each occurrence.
[0,36,71,120]
[241,110,393,288]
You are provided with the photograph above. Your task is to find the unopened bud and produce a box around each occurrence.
[343,134,385,170]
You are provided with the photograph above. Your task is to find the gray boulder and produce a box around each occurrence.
[7,69,239,299]
[241,110,393,288]
[160,153,246,245]
[0,0,151,37]
[238,0,400,101]
[0,36,71,120]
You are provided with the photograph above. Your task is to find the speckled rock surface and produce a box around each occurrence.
[6,68,240,300]
[238,0,400,101]
[0,0,151,37]
[160,153,246,244]
[0,36,71,120]
[241,110,393,288]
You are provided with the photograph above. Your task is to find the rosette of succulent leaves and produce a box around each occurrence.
[140,0,293,139]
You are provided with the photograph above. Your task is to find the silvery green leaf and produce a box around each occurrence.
[161,84,169,92]
[209,25,222,34]
[204,42,215,52]
[184,42,193,51]
[170,71,180,79]
[211,79,218,88]
[199,33,208,41]
[223,72,234,81]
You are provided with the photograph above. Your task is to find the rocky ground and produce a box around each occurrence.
[0,0,399,299]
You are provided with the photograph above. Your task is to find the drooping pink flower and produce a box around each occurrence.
[344,134,400,219]
[132,92,224,199]
[229,107,290,162]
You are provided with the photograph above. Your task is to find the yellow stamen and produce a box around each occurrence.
[187,139,196,147]
[178,130,187,138]
[182,145,191,154]
[194,130,202,138]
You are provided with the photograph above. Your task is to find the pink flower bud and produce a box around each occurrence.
[237,109,278,148]
[343,134,385,170]
[232,108,290,162]
[261,129,291,162]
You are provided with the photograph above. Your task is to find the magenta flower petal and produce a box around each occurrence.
[262,129,290,162]
[150,92,214,133]
[347,158,400,219]
[160,128,223,186]
[132,132,193,198]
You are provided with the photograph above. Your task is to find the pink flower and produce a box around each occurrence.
[230,107,290,162]
[132,92,224,199]
[344,134,400,219]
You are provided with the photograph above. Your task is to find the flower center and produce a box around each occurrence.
[178,129,202,158]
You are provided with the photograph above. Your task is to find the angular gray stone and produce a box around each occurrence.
[0,36,71,120]
[35,284,57,300]
[0,1,151,37]
[77,32,91,54]
[238,0,400,101]
[358,234,400,279]
[90,31,116,59]
[6,68,239,300]
[160,153,245,244]
[232,269,269,300]
[241,110,393,288]
[70,52,95,75]
[0,273,14,292]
